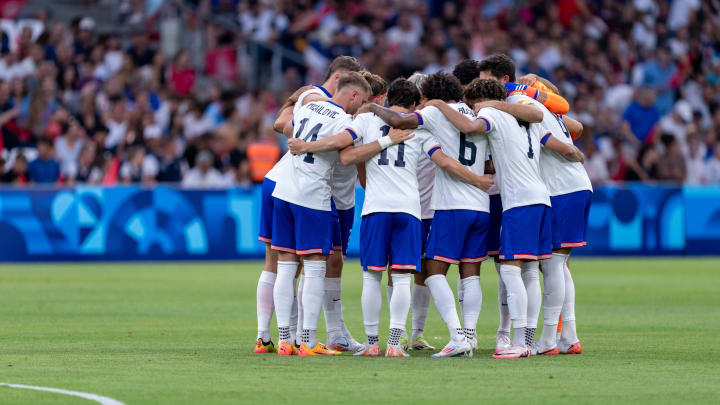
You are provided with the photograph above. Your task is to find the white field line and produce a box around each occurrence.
[0,382,125,405]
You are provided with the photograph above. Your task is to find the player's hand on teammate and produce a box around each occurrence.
[287,138,308,155]
[517,74,539,86]
[472,175,494,192]
[565,146,585,164]
[424,99,445,108]
[288,85,315,104]
[354,102,373,116]
[388,128,414,144]
[472,100,501,111]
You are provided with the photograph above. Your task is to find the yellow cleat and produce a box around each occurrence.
[277,340,296,356]
[298,342,341,356]
[254,338,276,354]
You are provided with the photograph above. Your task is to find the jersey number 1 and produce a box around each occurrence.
[378,125,406,167]
[517,120,534,159]
[294,118,322,163]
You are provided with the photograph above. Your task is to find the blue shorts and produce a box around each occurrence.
[360,212,421,272]
[499,204,552,261]
[425,209,490,265]
[332,204,355,256]
[258,178,276,243]
[487,194,502,256]
[550,190,592,249]
[421,218,433,255]
[271,198,334,255]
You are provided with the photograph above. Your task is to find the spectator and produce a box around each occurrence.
[27,137,60,183]
[119,145,150,184]
[622,87,660,145]
[657,136,687,182]
[583,141,609,184]
[1,153,29,184]
[168,50,195,96]
[69,143,103,185]
[686,136,706,184]
[182,150,224,188]
[706,144,720,185]
[55,119,86,178]
[246,125,280,183]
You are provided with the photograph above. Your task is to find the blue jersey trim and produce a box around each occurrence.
[414,112,424,125]
[325,100,345,111]
[427,145,441,157]
[478,116,491,131]
[346,128,358,140]
[314,85,332,97]
[540,132,552,145]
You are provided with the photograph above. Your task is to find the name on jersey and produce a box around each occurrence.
[458,105,474,116]
[307,103,340,119]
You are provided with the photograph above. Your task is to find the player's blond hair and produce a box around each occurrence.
[337,72,372,94]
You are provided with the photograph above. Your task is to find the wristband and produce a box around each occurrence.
[378,136,393,149]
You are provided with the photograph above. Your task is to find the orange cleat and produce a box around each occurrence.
[254,338,276,354]
[298,342,341,356]
[353,344,381,357]
[560,341,582,355]
[385,345,410,358]
[277,340,295,356]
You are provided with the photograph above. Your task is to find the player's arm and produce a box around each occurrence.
[562,116,583,140]
[542,133,585,163]
[523,87,569,115]
[430,149,493,191]
[368,104,419,129]
[282,120,294,139]
[474,100,542,123]
[287,130,357,155]
[424,100,490,135]
[518,74,561,95]
[272,85,314,132]
[339,129,414,165]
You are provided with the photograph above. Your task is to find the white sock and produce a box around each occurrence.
[389,273,412,333]
[323,277,343,341]
[499,264,527,330]
[561,259,579,343]
[411,284,431,341]
[362,271,382,340]
[290,276,298,344]
[522,261,541,330]
[495,260,510,335]
[256,270,275,341]
[538,253,566,349]
[386,285,393,305]
[273,261,298,341]
[295,275,304,346]
[457,275,464,314]
[301,260,326,347]
[461,276,482,337]
[425,274,463,342]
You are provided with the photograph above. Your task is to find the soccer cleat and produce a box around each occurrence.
[495,332,511,354]
[326,335,364,352]
[277,340,295,356]
[385,345,410,358]
[399,336,409,351]
[353,344,381,357]
[431,339,472,358]
[298,342,341,356]
[254,338,276,354]
[469,335,478,350]
[531,342,559,356]
[411,335,435,351]
[492,344,531,359]
[559,340,582,355]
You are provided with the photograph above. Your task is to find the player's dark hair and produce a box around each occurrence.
[324,56,364,81]
[421,72,463,102]
[464,78,506,102]
[478,54,516,82]
[453,59,481,86]
[387,78,421,109]
[360,71,387,96]
[337,71,372,94]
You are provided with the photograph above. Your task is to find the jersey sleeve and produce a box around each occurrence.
[419,130,442,157]
[416,105,443,132]
[345,113,368,143]
[475,107,497,134]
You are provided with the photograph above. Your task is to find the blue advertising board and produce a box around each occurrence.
[0,184,718,261]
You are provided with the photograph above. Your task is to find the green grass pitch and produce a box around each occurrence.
[1,258,719,404]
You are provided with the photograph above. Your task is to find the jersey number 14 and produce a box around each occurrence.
[294,118,321,163]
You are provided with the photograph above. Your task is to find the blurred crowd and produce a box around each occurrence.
[1,0,719,187]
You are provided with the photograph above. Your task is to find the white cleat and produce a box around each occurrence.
[495,332,511,354]
[385,344,410,357]
[492,344,531,359]
[326,334,363,353]
[431,338,472,358]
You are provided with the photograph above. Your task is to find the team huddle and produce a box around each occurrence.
[253,53,591,358]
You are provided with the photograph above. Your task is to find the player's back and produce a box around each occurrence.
[417,102,489,212]
[355,113,440,219]
[272,100,352,211]
[506,94,592,196]
[478,106,549,211]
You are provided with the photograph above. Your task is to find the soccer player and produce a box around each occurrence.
[271,72,371,356]
[365,72,494,357]
[254,56,364,355]
[424,78,584,358]
[477,55,588,355]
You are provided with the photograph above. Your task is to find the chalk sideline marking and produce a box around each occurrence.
[0,382,125,405]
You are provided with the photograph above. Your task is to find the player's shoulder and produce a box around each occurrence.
[506,93,535,105]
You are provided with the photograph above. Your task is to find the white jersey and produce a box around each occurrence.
[486,150,500,196]
[347,112,441,219]
[331,158,357,210]
[272,100,353,211]
[266,86,331,182]
[506,94,593,196]
[416,152,435,219]
[478,106,551,211]
[417,103,489,212]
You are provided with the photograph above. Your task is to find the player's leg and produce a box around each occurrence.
[336,207,361,348]
[323,202,346,349]
[270,198,299,355]
[488,194,510,351]
[293,204,338,356]
[458,210,490,350]
[410,230,434,351]
[255,178,278,353]
[521,260,541,348]
[356,212,392,356]
[559,256,582,354]
[424,210,471,357]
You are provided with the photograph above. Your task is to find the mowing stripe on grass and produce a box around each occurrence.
[0,382,125,405]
